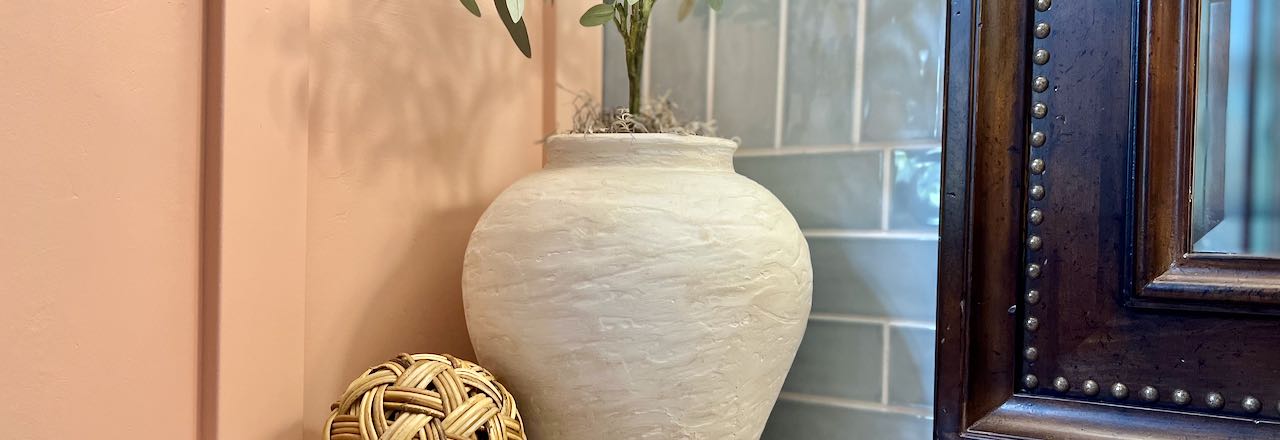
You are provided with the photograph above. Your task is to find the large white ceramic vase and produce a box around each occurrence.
[462,134,812,439]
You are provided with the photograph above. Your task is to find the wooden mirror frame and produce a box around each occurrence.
[936,0,1280,438]
[1132,0,1280,315]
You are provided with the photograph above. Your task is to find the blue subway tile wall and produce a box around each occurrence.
[602,0,944,437]
[861,0,947,142]
[889,326,937,408]
[648,2,710,121]
[762,399,932,439]
[602,21,628,110]
[735,152,883,230]
[782,320,884,401]
[782,0,859,146]
[891,148,944,230]
[809,237,938,322]
[713,0,781,148]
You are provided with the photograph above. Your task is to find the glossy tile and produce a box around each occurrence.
[781,320,883,401]
[713,0,780,148]
[889,326,936,408]
[808,237,939,322]
[890,148,943,230]
[861,0,946,142]
[762,399,932,439]
[602,21,628,111]
[734,152,883,230]
[648,0,710,122]
[782,0,859,146]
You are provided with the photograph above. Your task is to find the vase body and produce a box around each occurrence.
[462,134,812,439]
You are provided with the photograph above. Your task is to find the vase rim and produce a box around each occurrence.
[547,133,737,147]
[544,133,738,170]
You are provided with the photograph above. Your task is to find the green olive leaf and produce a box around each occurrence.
[459,0,482,17]
[707,0,723,11]
[579,3,616,26]
[506,0,526,23]
[495,0,532,57]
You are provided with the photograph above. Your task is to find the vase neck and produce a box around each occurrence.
[544,134,738,171]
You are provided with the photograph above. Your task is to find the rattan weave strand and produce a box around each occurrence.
[323,353,525,440]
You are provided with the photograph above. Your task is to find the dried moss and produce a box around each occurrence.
[566,91,721,138]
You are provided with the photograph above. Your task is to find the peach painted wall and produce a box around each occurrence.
[303,0,595,434]
[553,0,606,134]
[0,1,203,439]
[204,0,310,439]
[1,0,600,437]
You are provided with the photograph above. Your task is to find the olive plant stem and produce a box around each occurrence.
[622,0,653,115]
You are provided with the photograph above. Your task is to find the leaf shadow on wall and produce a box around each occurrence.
[301,0,543,435]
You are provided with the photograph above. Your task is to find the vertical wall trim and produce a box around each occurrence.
[542,0,558,141]
[881,150,893,230]
[203,1,309,437]
[198,0,224,438]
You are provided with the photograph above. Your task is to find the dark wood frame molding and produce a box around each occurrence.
[936,0,1280,437]
[934,0,1027,436]
[1131,0,1280,315]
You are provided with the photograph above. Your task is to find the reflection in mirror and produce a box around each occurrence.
[1191,0,1280,256]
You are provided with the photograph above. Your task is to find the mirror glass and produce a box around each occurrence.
[1191,0,1280,256]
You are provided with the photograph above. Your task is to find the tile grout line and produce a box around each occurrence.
[809,313,936,331]
[881,150,893,230]
[734,142,940,157]
[802,229,938,240]
[773,0,789,149]
[851,0,868,144]
[706,8,717,123]
[881,322,891,405]
[778,392,933,418]
[857,0,888,231]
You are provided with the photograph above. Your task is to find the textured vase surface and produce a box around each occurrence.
[462,134,812,439]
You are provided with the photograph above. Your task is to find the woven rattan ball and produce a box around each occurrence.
[324,353,525,440]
